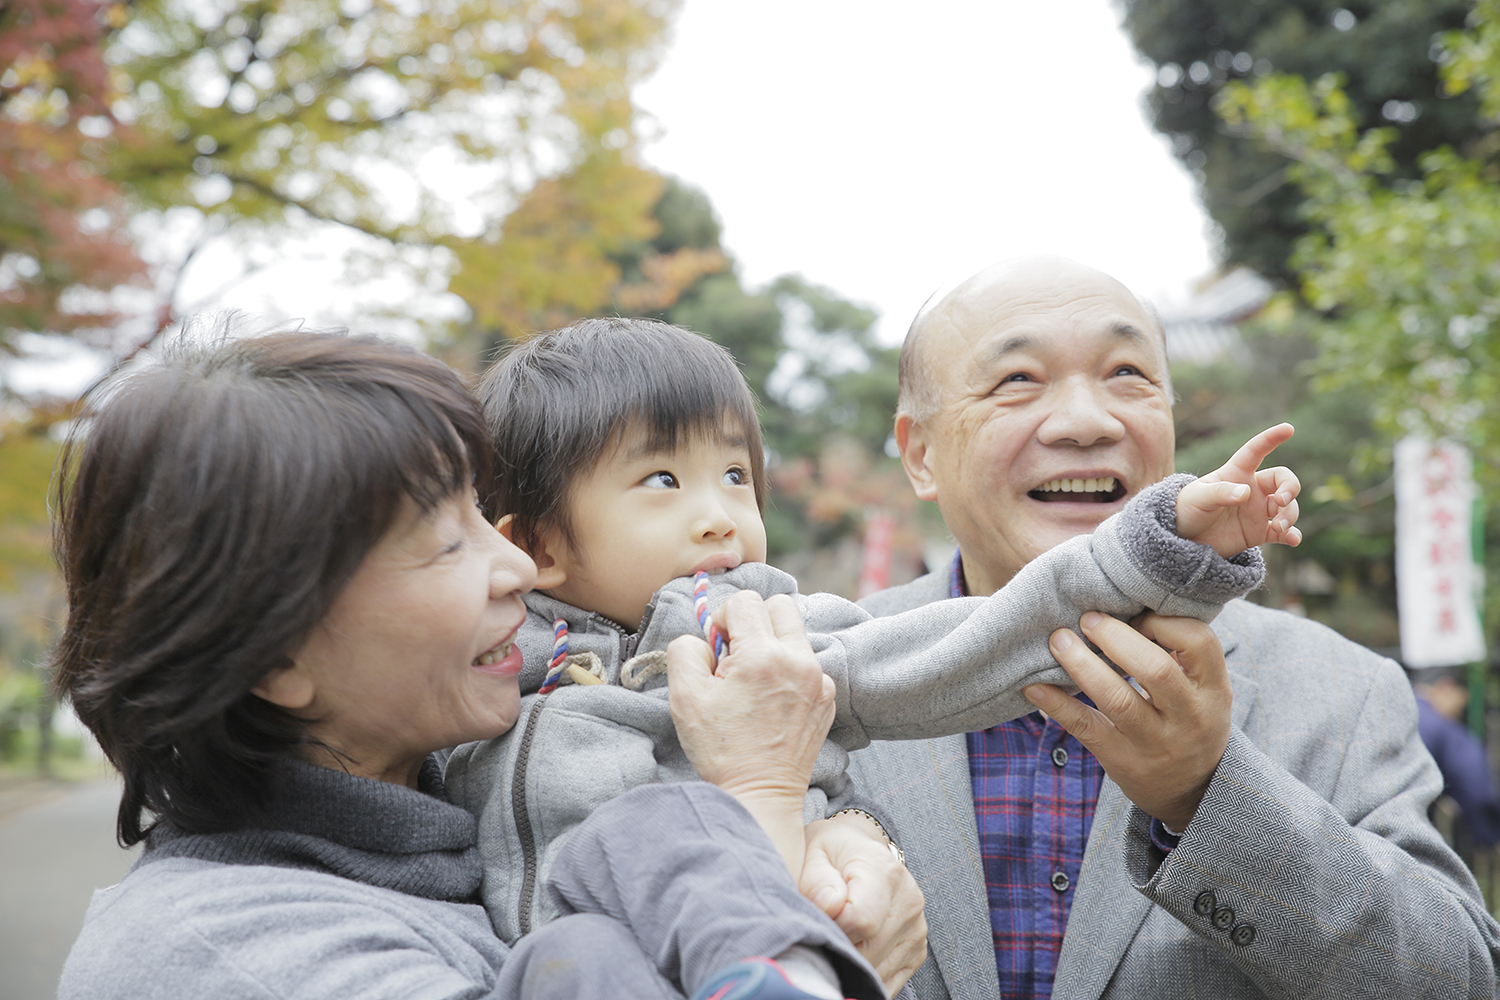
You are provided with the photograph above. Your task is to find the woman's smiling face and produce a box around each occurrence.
[277,491,537,786]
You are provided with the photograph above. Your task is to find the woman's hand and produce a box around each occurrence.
[668,591,836,873]
[802,813,928,997]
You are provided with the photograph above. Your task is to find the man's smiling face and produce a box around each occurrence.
[897,257,1176,595]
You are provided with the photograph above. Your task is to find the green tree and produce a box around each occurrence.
[1172,323,1399,648]
[1119,0,1477,282]
[1215,0,1500,627]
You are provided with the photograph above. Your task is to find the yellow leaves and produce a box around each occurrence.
[1311,475,1354,505]
[0,427,61,587]
[613,247,727,314]
[448,156,664,336]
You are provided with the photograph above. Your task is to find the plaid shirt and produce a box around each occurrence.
[950,551,1102,1000]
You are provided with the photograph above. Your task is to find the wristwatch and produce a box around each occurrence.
[831,807,905,865]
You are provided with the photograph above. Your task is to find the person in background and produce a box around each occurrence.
[1414,668,1500,848]
[848,256,1500,1000]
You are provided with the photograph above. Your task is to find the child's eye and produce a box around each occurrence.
[723,466,749,487]
[642,471,679,489]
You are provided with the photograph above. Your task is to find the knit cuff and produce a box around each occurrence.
[1120,473,1265,606]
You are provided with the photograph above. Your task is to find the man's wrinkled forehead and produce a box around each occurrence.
[926,258,1165,357]
[967,321,1155,373]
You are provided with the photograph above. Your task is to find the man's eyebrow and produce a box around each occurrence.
[973,334,1036,369]
[972,320,1158,371]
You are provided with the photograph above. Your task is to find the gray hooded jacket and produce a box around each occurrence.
[444,474,1263,945]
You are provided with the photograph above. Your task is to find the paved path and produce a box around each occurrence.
[0,779,136,1000]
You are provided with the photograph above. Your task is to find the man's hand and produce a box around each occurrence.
[1024,611,1232,832]
[801,813,927,997]
[1176,422,1302,558]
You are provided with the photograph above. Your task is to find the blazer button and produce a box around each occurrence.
[1231,923,1256,947]
[1051,747,1069,767]
[1050,871,1071,892]
[1212,906,1236,931]
[1193,890,1216,916]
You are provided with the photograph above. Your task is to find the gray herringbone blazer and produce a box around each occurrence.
[851,575,1500,1000]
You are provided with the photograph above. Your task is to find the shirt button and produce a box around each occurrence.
[1212,906,1236,931]
[1051,747,1069,767]
[1050,871,1070,892]
[1193,890,1217,916]
[1231,923,1256,947]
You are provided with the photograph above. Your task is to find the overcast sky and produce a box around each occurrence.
[635,0,1219,343]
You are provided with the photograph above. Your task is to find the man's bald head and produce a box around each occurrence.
[898,256,1170,421]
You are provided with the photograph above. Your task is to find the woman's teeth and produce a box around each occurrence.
[473,641,513,666]
[1035,476,1118,494]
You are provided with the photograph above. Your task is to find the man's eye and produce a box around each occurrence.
[723,467,749,487]
[643,471,678,489]
[996,372,1034,387]
[1113,365,1145,378]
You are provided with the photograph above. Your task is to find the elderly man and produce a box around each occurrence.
[848,256,1500,1000]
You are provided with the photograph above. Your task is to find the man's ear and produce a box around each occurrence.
[496,513,569,589]
[895,413,939,503]
[251,659,317,711]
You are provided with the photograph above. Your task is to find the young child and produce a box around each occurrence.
[444,317,1301,948]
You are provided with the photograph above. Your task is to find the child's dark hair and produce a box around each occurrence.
[478,317,766,554]
[49,329,493,847]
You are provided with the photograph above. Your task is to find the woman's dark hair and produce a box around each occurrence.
[477,317,766,554]
[49,330,492,846]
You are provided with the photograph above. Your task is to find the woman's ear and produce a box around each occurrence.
[251,659,317,711]
[497,514,569,589]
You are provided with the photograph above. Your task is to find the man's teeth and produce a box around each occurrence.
[1036,476,1118,494]
[473,641,512,666]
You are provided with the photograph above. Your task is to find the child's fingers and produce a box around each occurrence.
[1219,423,1295,479]
[1178,479,1250,517]
[1270,498,1300,536]
[1253,465,1301,507]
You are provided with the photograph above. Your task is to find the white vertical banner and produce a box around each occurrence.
[1395,436,1486,668]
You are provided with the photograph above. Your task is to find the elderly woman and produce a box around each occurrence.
[50,332,913,1000]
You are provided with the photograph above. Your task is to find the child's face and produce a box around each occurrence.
[539,423,767,630]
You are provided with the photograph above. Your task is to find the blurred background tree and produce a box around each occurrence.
[106,0,680,348]
[1119,0,1478,284]
[1,0,147,354]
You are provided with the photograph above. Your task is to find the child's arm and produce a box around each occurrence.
[1175,422,1302,557]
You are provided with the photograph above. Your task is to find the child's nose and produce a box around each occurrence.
[695,498,737,540]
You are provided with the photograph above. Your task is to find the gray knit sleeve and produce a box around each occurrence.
[1090,472,1264,621]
